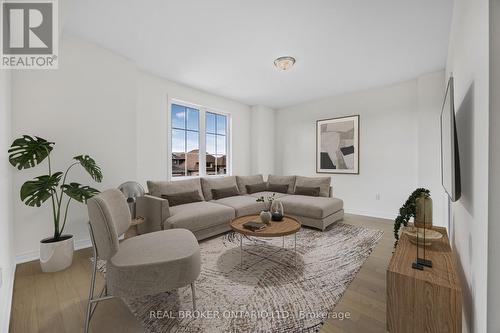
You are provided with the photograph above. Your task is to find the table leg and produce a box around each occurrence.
[240,234,243,267]
[282,236,285,248]
[294,232,297,267]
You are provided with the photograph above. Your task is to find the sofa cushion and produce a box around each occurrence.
[147,178,204,200]
[201,176,238,201]
[236,175,264,194]
[267,175,296,194]
[161,190,203,207]
[211,186,240,200]
[294,176,331,197]
[294,186,320,197]
[166,201,235,232]
[267,183,289,193]
[246,191,289,200]
[245,182,267,194]
[278,195,343,219]
[212,196,267,217]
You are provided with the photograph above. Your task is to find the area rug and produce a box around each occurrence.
[98,223,383,333]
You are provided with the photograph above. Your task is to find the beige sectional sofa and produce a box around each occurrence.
[137,175,344,240]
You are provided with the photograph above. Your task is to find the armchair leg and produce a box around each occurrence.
[191,282,196,311]
[84,233,98,333]
[85,223,114,333]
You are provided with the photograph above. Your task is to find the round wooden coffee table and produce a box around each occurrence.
[230,214,301,267]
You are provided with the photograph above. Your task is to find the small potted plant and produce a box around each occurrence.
[393,188,431,248]
[8,135,102,272]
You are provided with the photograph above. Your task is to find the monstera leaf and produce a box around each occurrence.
[74,155,103,182]
[8,136,55,170]
[61,182,100,203]
[20,172,62,207]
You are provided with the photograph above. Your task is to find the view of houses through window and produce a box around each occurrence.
[171,103,228,177]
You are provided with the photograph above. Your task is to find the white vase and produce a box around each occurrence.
[260,211,272,224]
[40,235,74,273]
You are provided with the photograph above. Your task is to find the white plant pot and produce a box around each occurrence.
[40,235,74,273]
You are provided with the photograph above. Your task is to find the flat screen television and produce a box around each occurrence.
[440,77,461,202]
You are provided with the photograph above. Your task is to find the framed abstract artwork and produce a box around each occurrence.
[316,115,359,174]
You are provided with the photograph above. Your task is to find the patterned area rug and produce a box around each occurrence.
[98,223,383,333]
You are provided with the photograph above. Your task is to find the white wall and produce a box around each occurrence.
[488,0,500,331]
[250,105,275,176]
[416,71,447,225]
[445,0,490,331]
[136,71,252,185]
[275,73,445,220]
[12,35,138,259]
[0,70,15,332]
[11,34,253,260]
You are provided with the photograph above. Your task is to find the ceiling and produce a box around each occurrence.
[63,0,453,109]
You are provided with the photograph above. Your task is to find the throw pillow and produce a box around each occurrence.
[161,190,203,206]
[245,182,267,194]
[212,186,240,200]
[268,183,289,194]
[294,186,321,197]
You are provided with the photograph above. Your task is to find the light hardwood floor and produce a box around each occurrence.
[10,214,393,333]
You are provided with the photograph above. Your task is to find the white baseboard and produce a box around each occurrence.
[15,238,92,264]
[2,262,16,333]
[344,209,396,220]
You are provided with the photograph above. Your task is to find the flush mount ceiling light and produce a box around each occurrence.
[274,56,296,71]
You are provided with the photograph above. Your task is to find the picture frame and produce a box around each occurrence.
[316,115,359,174]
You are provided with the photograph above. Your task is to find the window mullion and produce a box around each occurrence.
[199,109,206,177]
[184,129,187,177]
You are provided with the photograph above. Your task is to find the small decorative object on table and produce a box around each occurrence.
[256,193,278,225]
[403,226,443,246]
[242,221,267,231]
[259,211,272,225]
[271,200,284,221]
[393,188,433,270]
[412,192,433,269]
[415,193,433,228]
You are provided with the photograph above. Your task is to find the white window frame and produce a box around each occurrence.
[167,98,231,180]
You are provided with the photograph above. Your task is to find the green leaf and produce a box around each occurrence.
[20,172,62,207]
[61,182,100,203]
[74,155,103,182]
[8,136,55,170]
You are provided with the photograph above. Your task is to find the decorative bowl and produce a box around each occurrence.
[403,226,443,246]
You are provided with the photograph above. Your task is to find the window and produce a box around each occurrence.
[170,102,229,178]
[171,104,200,177]
[206,112,227,175]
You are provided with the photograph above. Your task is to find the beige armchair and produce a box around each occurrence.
[84,189,201,333]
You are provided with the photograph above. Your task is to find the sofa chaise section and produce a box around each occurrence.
[277,195,344,231]
[275,175,343,230]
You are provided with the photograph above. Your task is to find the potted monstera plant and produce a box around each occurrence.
[8,135,102,272]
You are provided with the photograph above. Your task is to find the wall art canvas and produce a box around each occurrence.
[316,115,359,174]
